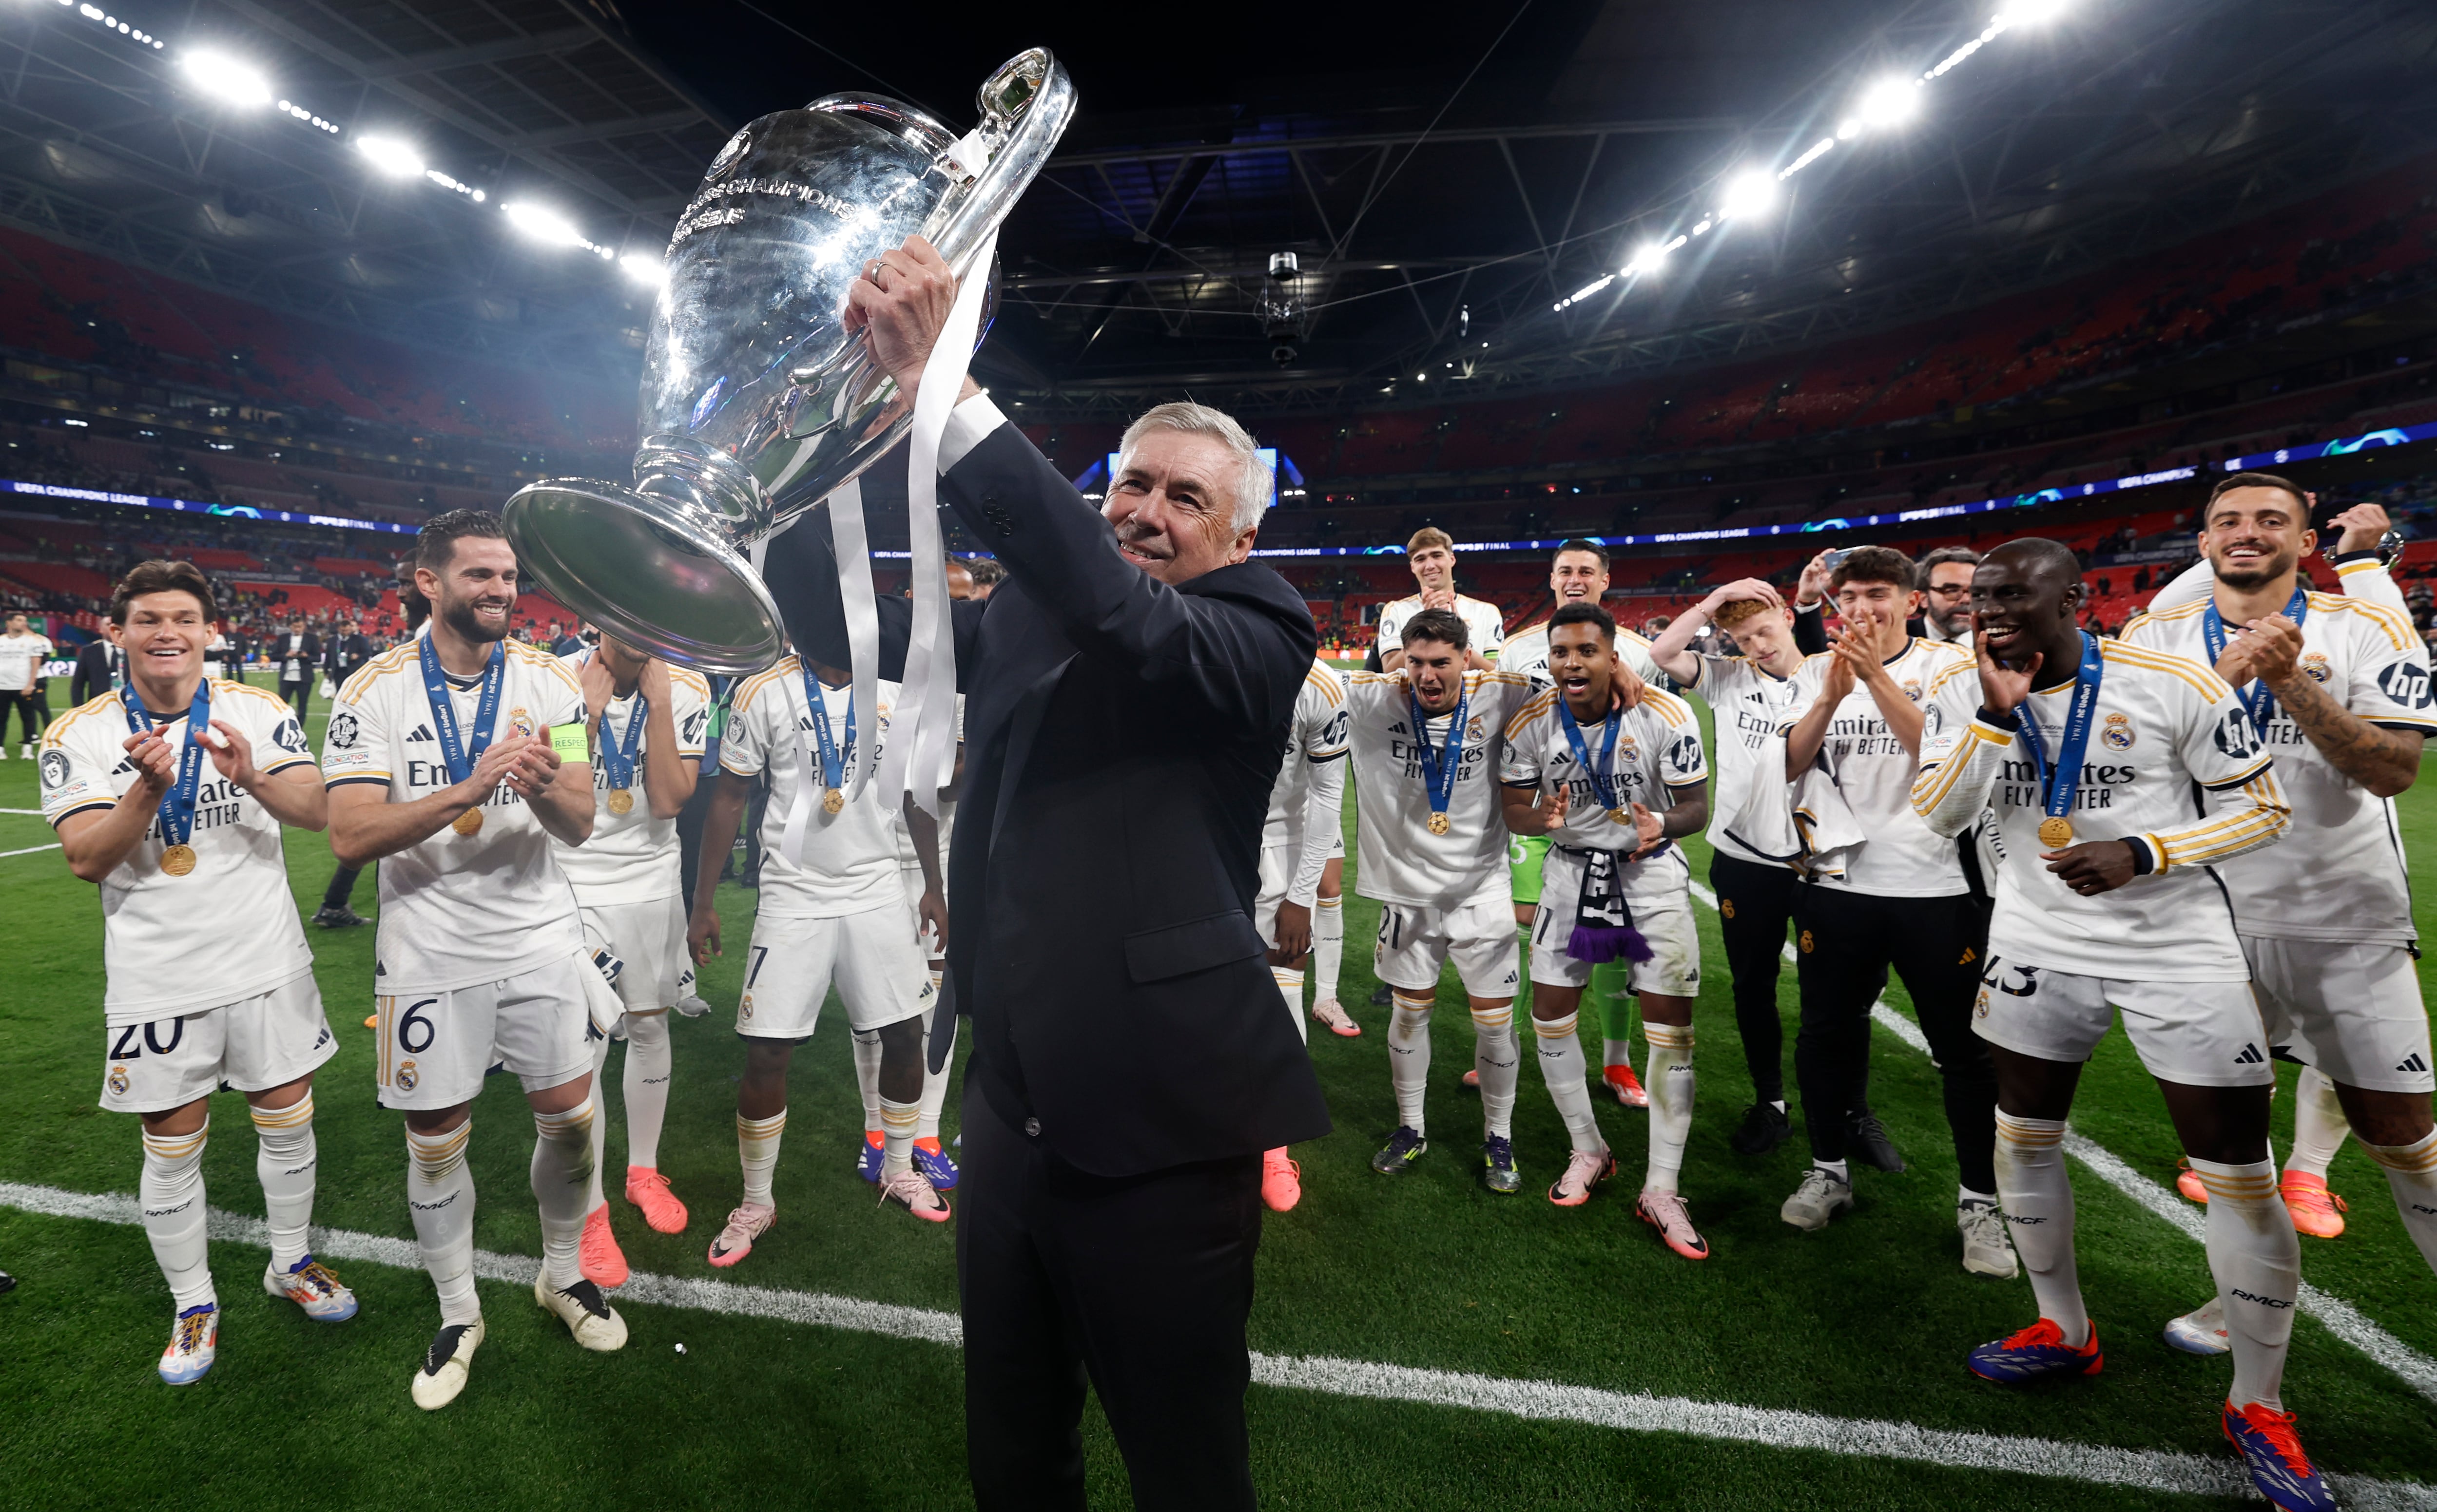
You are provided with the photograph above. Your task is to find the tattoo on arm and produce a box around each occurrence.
[2268,671,2423,795]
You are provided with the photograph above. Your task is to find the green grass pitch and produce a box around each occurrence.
[1,672,2432,1509]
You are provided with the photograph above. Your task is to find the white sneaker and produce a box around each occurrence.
[1781,1167,1854,1231]
[411,1317,484,1410]
[264,1254,358,1321]
[157,1303,218,1385]
[2163,1296,2230,1355]
[673,992,711,1019]
[533,1270,628,1352]
[1958,1201,2019,1278]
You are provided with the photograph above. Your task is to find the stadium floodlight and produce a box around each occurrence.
[619,252,666,287]
[503,201,585,248]
[181,51,274,109]
[353,136,425,179]
[1719,170,1777,222]
[1624,242,1668,277]
[1998,0,2069,24]
[1858,77,1921,129]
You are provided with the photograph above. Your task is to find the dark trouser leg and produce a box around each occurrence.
[1792,883,1890,1164]
[0,691,30,745]
[1888,892,2000,1194]
[281,679,310,725]
[321,864,362,912]
[1711,853,1799,1104]
[958,1086,1263,1512]
[677,771,715,902]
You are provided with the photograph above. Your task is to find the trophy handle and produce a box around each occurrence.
[923,50,1076,280]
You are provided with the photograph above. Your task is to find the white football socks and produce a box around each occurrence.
[2283,1066,2349,1180]
[917,1007,955,1143]
[141,1120,215,1312]
[2362,1127,2437,1273]
[1644,1023,1696,1195]
[2188,1155,2299,1412]
[530,1099,597,1289]
[622,1010,673,1173]
[1274,964,1307,1045]
[1312,895,1343,1001]
[880,1096,920,1179]
[737,1110,786,1207]
[249,1096,317,1273]
[851,1028,883,1137]
[583,1033,614,1214]
[1470,1001,1520,1141]
[1388,991,1433,1135]
[406,1120,479,1327]
[1530,1011,1605,1154]
[1993,1111,2085,1345]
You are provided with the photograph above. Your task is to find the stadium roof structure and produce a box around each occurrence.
[0,0,2432,417]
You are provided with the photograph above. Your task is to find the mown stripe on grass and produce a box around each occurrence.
[1684,880,2437,1405]
[3,1178,2432,1509]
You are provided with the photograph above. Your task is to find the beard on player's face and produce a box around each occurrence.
[440,589,511,645]
[2208,536,2299,590]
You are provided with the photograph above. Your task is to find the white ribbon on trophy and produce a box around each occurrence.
[874,227,999,819]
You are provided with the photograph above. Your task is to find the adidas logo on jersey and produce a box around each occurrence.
[2234,1043,2265,1065]
[2398,1052,2430,1074]
[407,724,436,743]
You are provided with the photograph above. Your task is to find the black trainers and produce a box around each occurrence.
[1847,1112,1907,1173]
[313,905,367,928]
[1729,1101,1792,1155]
[1368,983,1393,1008]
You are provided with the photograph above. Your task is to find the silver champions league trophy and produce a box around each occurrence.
[502,49,1076,675]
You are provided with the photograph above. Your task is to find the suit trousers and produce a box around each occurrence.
[1790,883,1998,1194]
[957,1078,1263,1512]
[279,677,311,725]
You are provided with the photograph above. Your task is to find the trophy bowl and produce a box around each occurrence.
[504,49,1075,674]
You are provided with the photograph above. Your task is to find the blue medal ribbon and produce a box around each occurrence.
[1410,681,1470,834]
[596,692,646,791]
[419,639,506,786]
[2201,586,2308,734]
[1555,694,1625,819]
[2016,631,2106,845]
[120,679,213,855]
[801,664,854,793]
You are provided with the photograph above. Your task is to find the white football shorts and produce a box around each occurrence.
[737,907,934,1040]
[375,950,596,1110]
[579,898,687,1015]
[2245,935,2434,1094]
[1971,956,2276,1089]
[100,972,336,1113]
[1373,895,1521,999]
[1528,847,1701,996]
[897,860,943,958]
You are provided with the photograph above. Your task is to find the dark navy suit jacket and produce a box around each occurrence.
[765,420,1331,1177]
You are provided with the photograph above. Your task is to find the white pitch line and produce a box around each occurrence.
[1685,880,2437,1405]
[0,805,48,814]
[0,842,59,858]
[2,1178,2429,1509]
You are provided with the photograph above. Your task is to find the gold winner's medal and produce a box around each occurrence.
[607,788,635,816]
[2038,816,2074,849]
[1608,807,1629,825]
[453,808,485,838]
[160,843,196,877]
[823,788,845,815]
[1427,812,1451,836]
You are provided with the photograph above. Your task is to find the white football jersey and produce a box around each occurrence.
[2120,592,2436,944]
[1683,652,1807,866]
[1376,592,1508,663]
[1498,684,1707,903]
[42,681,317,1024]
[1263,660,1350,848]
[1346,668,1536,910]
[551,651,712,905]
[322,639,588,994]
[1915,639,2289,981]
[1778,637,1976,897]
[0,631,54,689]
[722,656,905,920]
[1498,620,1663,687]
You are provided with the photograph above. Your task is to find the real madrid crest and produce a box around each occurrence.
[2302,652,2332,685]
[2102,711,2135,751]
[395,1060,419,1092]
